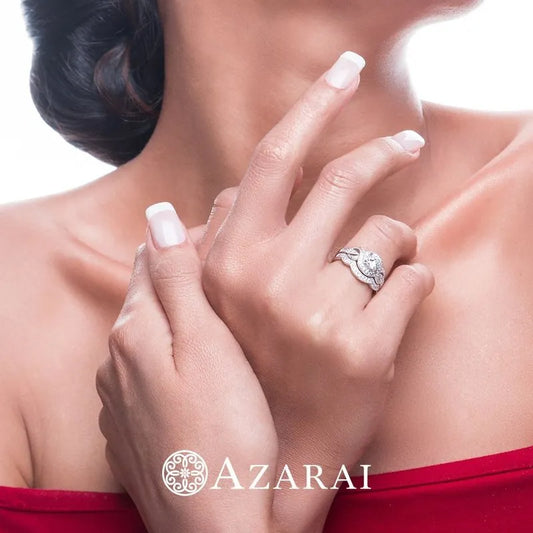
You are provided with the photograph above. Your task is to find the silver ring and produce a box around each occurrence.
[332,247,386,292]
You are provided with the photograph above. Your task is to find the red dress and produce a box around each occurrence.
[1,445,531,532]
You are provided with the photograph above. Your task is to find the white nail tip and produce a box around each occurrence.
[325,50,366,90]
[145,202,177,221]
[391,130,426,153]
[339,51,366,71]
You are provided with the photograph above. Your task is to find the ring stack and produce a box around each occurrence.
[333,247,386,292]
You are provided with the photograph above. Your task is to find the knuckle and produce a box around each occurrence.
[251,138,292,171]
[367,215,414,248]
[203,250,231,287]
[108,320,138,360]
[342,330,394,382]
[108,327,122,358]
[327,317,388,368]
[319,163,363,196]
[259,275,287,316]
[255,258,297,317]
[98,409,109,438]
[376,136,404,158]
[202,249,244,304]
[324,325,351,357]
[95,362,110,399]
[303,309,341,351]
[367,215,398,243]
[150,253,200,288]
[356,137,405,174]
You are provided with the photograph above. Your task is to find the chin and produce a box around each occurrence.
[395,0,483,25]
[430,0,484,15]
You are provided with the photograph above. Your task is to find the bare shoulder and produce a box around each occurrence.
[423,100,533,153]
[433,105,533,273]
[424,102,533,196]
[0,198,64,486]
[0,197,64,299]
[0,195,102,329]
[423,100,533,129]
[0,191,132,317]
[417,103,533,254]
[0,194,129,488]
[0,197,69,369]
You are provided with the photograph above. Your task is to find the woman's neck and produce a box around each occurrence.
[114,1,433,230]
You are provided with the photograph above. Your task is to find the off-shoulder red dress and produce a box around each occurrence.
[1,445,531,532]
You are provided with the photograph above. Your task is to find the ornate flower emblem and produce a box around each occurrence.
[162,450,208,496]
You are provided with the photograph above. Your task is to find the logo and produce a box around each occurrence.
[162,450,371,496]
[162,450,208,496]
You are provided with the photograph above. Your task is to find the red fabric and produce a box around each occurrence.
[0,445,531,532]
[0,486,145,532]
[324,445,533,532]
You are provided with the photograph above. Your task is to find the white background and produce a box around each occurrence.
[1,0,532,204]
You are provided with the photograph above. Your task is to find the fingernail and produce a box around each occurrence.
[325,51,366,90]
[145,202,187,248]
[391,130,426,154]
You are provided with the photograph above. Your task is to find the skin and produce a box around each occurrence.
[97,71,436,531]
[98,234,280,532]
[0,0,532,523]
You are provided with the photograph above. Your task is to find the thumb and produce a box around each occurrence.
[145,202,207,334]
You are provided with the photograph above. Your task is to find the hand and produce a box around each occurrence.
[96,225,278,533]
[200,54,434,530]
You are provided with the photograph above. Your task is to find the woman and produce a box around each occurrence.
[1,0,532,530]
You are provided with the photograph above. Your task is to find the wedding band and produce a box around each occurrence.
[332,247,386,292]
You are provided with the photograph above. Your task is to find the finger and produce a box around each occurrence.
[109,244,173,374]
[293,165,305,193]
[198,169,304,259]
[197,187,239,261]
[364,263,435,346]
[326,215,417,301]
[331,215,417,278]
[145,202,208,336]
[189,224,208,247]
[226,51,366,236]
[289,131,425,255]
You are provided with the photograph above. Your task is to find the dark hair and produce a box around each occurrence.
[22,0,165,166]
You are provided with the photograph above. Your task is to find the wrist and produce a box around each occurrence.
[269,434,368,533]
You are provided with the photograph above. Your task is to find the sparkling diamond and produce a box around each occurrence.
[358,251,383,277]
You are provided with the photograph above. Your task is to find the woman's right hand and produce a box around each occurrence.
[199,51,435,530]
[96,222,279,533]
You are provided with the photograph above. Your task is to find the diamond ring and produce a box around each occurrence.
[333,247,386,292]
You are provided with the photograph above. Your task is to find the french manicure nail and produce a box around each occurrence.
[391,130,426,154]
[145,202,187,248]
[325,51,366,90]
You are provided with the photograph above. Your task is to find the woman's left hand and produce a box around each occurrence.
[197,67,434,531]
